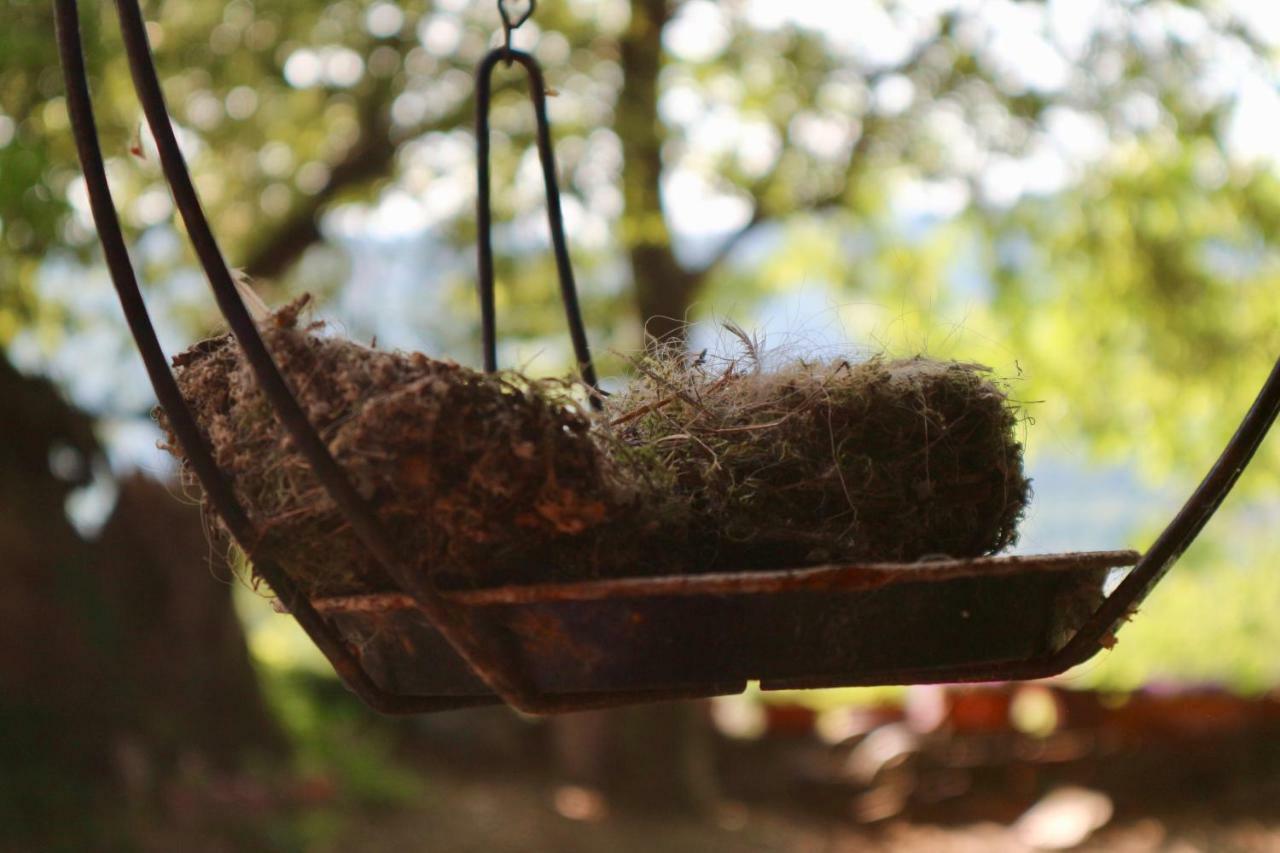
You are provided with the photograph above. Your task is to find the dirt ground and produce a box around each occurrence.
[92,686,1280,853]
[319,773,1280,853]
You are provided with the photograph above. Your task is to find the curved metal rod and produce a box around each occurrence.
[1050,352,1280,668]
[106,0,578,713]
[53,0,493,716]
[476,47,602,406]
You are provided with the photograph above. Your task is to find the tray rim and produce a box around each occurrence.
[294,549,1140,615]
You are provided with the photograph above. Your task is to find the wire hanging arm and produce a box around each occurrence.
[476,0,602,405]
[90,0,680,714]
[1050,352,1280,667]
[53,0,737,714]
[52,0,491,715]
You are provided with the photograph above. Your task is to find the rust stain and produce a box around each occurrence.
[504,608,605,672]
[306,550,1141,614]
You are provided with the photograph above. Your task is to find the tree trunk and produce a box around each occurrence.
[550,702,719,814]
[0,355,284,842]
[618,0,699,346]
[543,0,722,815]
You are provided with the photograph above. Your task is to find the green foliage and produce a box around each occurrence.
[263,668,428,807]
[984,144,1280,483]
[1078,470,1280,694]
[0,704,132,851]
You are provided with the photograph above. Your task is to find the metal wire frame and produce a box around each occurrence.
[52,0,484,717]
[475,46,601,403]
[55,0,714,715]
[53,0,1280,713]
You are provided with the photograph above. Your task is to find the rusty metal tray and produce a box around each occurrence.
[299,551,1137,700]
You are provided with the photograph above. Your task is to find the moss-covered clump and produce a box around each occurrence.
[602,350,1031,571]
[158,299,638,596]
[159,301,1030,597]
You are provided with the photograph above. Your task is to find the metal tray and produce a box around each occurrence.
[301,551,1138,699]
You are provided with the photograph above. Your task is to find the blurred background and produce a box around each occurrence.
[4,0,1280,849]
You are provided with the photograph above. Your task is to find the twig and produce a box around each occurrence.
[608,365,736,427]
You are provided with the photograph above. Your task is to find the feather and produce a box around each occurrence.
[230,267,272,322]
[722,320,763,371]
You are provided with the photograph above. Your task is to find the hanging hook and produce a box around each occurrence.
[475,26,602,407]
[498,0,536,64]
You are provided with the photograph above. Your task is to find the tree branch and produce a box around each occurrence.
[618,0,698,345]
[683,37,936,291]
[241,84,487,280]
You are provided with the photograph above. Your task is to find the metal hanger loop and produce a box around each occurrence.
[475,4,602,407]
[499,0,536,61]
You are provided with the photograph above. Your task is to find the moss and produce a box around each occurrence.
[158,300,1032,598]
[157,298,636,597]
[600,346,1031,572]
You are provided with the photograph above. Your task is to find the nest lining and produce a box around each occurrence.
[158,301,1033,599]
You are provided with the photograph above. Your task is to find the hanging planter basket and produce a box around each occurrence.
[55,0,1280,714]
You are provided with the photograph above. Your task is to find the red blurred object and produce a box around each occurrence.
[946,688,1013,734]
[290,774,338,807]
[764,704,819,737]
[1107,689,1277,739]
